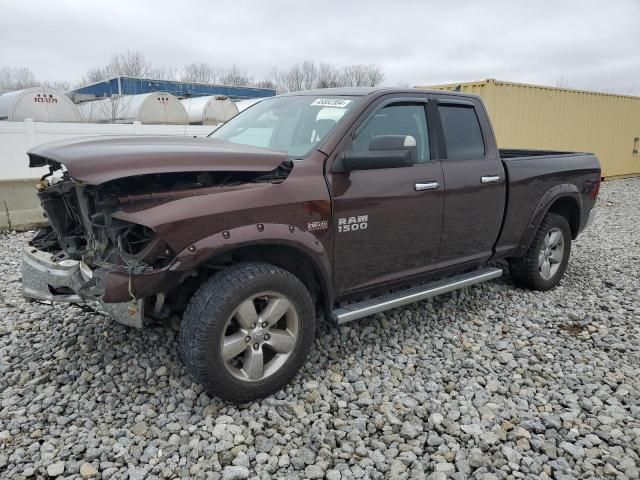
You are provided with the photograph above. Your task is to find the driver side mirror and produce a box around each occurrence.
[335,135,418,172]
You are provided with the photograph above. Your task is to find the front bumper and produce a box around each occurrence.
[21,246,145,328]
[22,247,94,303]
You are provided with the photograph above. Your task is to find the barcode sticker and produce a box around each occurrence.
[311,98,352,108]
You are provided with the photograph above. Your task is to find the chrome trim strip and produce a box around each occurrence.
[334,267,503,324]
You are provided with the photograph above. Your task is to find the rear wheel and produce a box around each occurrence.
[509,212,571,291]
[179,262,315,402]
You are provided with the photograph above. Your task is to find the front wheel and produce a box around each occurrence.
[179,262,315,402]
[509,212,572,291]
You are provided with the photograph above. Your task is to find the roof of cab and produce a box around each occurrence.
[278,87,481,99]
[279,87,382,97]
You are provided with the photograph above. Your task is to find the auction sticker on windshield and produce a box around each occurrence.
[311,98,352,108]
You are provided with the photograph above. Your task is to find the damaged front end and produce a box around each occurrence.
[23,162,174,327]
[22,151,293,328]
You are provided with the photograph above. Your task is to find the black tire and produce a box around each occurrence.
[509,212,572,291]
[178,262,315,402]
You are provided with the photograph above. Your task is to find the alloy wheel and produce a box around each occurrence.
[220,291,299,382]
[538,227,565,280]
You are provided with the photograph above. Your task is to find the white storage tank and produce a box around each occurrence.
[0,87,82,122]
[181,95,239,125]
[78,92,188,124]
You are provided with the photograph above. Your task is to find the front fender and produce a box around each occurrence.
[171,222,332,298]
[97,223,333,304]
[516,184,582,256]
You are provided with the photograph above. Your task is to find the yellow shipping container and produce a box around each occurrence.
[418,79,640,178]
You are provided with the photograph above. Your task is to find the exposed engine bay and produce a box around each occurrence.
[32,158,292,265]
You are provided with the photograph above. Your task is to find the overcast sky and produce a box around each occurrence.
[2,0,639,94]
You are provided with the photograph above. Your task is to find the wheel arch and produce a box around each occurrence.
[207,243,332,318]
[515,185,582,256]
[547,196,581,239]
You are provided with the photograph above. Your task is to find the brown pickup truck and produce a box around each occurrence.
[23,88,600,401]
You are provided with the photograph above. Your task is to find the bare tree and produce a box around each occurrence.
[150,65,177,81]
[265,67,288,93]
[80,67,107,85]
[82,94,133,123]
[105,50,152,77]
[285,63,305,92]
[316,63,340,89]
[79,50,178,87]
[0,67,39,90]
[300,61,318,90]
[264,61,385,93]
[219,65,252,86]
[340,64,385,87]
[340,65,365,87]
[181,62,220,84]
[43,80,71,91]
[79,50,149,85]
[30,54,386,93]
[279,61,320,91]
[98,95,121,123]
[363,63,384,87]
[253,78,277,90]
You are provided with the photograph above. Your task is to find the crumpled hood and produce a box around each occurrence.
[28,135,288,185]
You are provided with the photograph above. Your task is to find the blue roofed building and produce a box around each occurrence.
[68,76,276,101]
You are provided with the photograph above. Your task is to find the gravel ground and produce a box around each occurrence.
[1,178,639,480]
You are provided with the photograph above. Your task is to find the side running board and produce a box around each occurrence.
[333,267,503,324]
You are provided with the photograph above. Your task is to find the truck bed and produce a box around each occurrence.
[495,150,601,259]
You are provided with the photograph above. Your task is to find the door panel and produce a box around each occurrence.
[439,159,505,267]
[435,100,506,267]
[328,99,445,296]
[331,163,444,295]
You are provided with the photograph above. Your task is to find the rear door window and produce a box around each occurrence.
[438,105,485,160]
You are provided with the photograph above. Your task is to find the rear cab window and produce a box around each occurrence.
[438,104,485,160]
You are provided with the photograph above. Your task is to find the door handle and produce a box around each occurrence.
[415,181,440,191]
[481,175,501,184]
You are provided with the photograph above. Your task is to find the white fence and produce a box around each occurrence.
[0,120,215,229]
[0,119,214,180]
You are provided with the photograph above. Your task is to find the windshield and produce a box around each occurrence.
[210,95,360,157]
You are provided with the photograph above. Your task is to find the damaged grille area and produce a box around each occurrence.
[35,177,88,256]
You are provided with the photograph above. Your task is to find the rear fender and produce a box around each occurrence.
[515,184,582,256]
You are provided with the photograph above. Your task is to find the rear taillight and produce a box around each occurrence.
[590,178,601,200]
